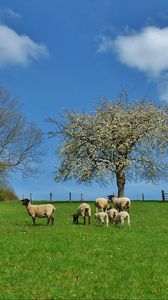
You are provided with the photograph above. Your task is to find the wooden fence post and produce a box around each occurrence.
[162,190,165,202]
[49,192,52,201]
[69,192,72,203]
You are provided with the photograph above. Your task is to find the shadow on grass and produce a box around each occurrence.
[18,223,54,227]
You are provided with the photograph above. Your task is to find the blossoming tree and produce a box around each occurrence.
[48,94,168,197]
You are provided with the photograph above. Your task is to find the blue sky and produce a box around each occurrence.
[0,0,168,200]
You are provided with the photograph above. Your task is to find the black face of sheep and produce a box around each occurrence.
[73,214,78,224]
[21,198,30,206]
[107,194,115,201]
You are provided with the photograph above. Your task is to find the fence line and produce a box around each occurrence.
[24,191,167,202]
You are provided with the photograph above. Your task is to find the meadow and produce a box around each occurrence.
[0,200,168,300]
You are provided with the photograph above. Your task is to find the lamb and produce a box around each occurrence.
[107,208,118,224]
[95,198,111,213]
[107,194,131,213]
[113,211,130,228]
[94,212,109,227]
[73,203,91,225]
[21,198,56,225]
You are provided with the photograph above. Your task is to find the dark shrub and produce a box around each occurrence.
[0,188,18,201]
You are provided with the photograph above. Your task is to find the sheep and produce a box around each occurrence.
[107,194,131,213]
[113,211,130,228]
[21,198,56,225]
[95,198,111,213]
[73,203,91,225]
[107,208,118,224]
[94,211,109,227]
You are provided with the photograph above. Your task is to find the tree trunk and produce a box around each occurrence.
[116,168,125,197]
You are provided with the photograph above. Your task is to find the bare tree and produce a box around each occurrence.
[48,92,168,197]
[0,86,44,177]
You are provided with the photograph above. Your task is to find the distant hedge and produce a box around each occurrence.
[0,188,18,201]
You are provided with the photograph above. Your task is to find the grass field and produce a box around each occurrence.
[0,200,168,300]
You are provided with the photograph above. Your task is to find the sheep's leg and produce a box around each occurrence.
[83,216,86,225]
[120,218,124,227]
[32,217,36,225]
[51,217,54,225]
[127,217,130,227]
[117,221,121,227]
[119,205,122,212]
[106,216,109,227]
[88,216,90,225]
[47,218,50,225]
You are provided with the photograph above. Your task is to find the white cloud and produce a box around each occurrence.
[99,26,168,77]
[98,35,114,53]
[0,24,49,69]
[0,8,21,20]
[98,26,168,102]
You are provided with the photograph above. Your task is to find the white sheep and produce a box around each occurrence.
[95,198,111,213]
[114,211,130,228]
[107,208,118,224]
[94,211,109,227]
[21,198,56,225]
[107,194,131,213]
[73,203,91,225]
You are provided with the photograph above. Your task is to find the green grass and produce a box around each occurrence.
[0,200,168,299]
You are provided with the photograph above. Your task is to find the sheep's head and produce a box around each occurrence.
[72,213,78,224]
[107,194,115,201]
[21,198,30,206]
